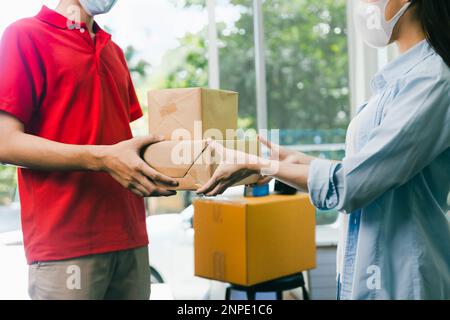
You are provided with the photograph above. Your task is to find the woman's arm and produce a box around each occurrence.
[258,136,316,165]
[255,161,311,192]
[198,74,450,208]
[250,136,316,186]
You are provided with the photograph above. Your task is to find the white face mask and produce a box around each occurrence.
[353,0,411,48]
[79,0,118,16]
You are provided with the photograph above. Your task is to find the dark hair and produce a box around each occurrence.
[410,0,450,68]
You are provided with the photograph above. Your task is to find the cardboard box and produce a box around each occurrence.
[143,140,260,191]
[193,194,316,286]
[148,88,238,140]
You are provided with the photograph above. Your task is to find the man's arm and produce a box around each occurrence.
[0,111,178,197]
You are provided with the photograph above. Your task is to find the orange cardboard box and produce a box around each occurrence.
[193,194,316,286]
[143,140,260,191]
[148,88,238,140]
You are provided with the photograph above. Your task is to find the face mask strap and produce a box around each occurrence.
[385,1,412,23]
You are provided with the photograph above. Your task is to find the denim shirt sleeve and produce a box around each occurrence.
[307,159,340,210]
[308,73,450,213]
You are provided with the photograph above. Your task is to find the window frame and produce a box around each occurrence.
[206,0,399,127]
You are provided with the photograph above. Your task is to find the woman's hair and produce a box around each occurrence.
[410,0,450,68]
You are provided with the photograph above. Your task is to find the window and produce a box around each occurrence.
[215,0,257,129]
[263,0,349,225]
[261,0,349,155]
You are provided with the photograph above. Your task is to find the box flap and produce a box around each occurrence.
[143,140,208,178]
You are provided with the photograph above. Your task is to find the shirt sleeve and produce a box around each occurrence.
[115,45,143,123]
[308,159,341,210]
[128,72,143,123]
[0,24,44,125]
[308,73,450,213]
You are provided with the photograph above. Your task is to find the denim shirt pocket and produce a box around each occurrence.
[356,87,396,151]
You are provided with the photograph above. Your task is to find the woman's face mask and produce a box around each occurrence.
[79,0,118,16]
[353,0,411,48]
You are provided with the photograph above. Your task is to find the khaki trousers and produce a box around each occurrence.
[28,246,150,300]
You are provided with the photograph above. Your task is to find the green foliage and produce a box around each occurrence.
[266,0,349,130]
[0,166,16,206]
[124,45,151,78]
[161,33,209,89]
[161,0,350,132]
[104,23,150,80]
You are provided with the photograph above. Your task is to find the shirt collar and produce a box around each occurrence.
[371,40,435,93]
[36,6,111,39]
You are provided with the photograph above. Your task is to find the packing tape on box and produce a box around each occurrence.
[213,251,226,281]
[212,204,223,223]
[212,204,226,280]
[159,103,178,117]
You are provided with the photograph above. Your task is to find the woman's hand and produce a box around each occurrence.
[259,136,315,165]
[255,136,316,185]
[196,141,262,196]
[196,139,313,196]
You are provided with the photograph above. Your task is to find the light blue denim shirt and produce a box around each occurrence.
[308,40,450,300]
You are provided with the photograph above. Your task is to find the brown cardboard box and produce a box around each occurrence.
[193,194,316,286]
[148,88,238,140]
[143,140,260,191]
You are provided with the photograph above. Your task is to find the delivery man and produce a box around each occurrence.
[0,0,179,300]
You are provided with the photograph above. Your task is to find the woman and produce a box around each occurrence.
[197,0,450,300]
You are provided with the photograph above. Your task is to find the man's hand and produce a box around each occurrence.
[99,136,179,198]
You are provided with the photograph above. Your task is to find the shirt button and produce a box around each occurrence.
[80,28,85,33]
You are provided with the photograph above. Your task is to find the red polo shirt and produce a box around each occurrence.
[0,6,148,263]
